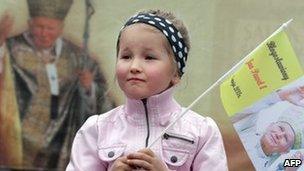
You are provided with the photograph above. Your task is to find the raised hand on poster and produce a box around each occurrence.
[278,86,304,107]
[0,12,13,46]
[78,69,94,92]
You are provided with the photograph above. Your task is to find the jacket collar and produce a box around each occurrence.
[124,87,181,126]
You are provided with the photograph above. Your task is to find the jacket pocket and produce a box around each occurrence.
[161,132,196,170]
[98,144,127,162]
[162,146,190,167]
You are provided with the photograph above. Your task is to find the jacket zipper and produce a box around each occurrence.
[142,99,150,147]
[163,133,195,144]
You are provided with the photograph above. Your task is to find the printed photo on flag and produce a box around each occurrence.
[232,77,304,171]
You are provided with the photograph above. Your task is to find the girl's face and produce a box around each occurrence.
[116,24,179,100]
[260,122,295,155]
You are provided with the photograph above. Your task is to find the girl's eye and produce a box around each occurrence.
[146,56,156,60]
[120,55,131,59]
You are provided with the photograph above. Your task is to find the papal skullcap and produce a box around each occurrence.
[27,0,73,20]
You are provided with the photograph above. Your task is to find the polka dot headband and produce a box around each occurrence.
[119,13,188,76]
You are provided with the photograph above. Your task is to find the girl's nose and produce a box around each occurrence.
[130,59,142,74]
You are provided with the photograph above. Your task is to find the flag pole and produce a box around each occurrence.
[148,19,293,148]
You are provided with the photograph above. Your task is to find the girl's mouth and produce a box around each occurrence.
[127,78,145,82]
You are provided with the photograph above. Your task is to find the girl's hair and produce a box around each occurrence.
[140,9,191,51]
[116,9,190,77]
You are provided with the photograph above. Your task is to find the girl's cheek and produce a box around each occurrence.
[115,69,122,80]
[116,66,127,80]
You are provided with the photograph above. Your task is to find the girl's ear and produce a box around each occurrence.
[171,73,180,85]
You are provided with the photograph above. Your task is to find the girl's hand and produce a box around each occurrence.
[110,156,133,171]
[126,148,168,171]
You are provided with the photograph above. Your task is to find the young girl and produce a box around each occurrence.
[66,9,227,171]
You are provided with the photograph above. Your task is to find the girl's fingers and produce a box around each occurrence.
[127,149,168,171]
[118,165,132,171]
[111,156,133,171]
[137,148,155,157]
[127,159,151,170]
[127,152,153,163]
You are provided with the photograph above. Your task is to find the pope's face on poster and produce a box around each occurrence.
[28,16,63,50]
[260,122,295,156]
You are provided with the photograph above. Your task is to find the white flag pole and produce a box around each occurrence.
[148,19,293,148]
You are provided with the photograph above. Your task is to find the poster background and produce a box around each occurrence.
[1,0,304,170]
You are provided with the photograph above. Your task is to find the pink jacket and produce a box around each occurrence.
[66,88,227,171]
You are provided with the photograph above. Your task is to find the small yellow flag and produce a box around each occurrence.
[220,30,303,116]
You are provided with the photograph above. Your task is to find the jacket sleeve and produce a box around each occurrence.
[66,115,107,171]
[192,117,228,171]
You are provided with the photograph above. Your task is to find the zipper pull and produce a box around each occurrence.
[163,133,169,139]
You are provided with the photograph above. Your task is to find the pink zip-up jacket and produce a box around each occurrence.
[66,88,228,171]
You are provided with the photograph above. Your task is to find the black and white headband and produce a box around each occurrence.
[119,13,188,76]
